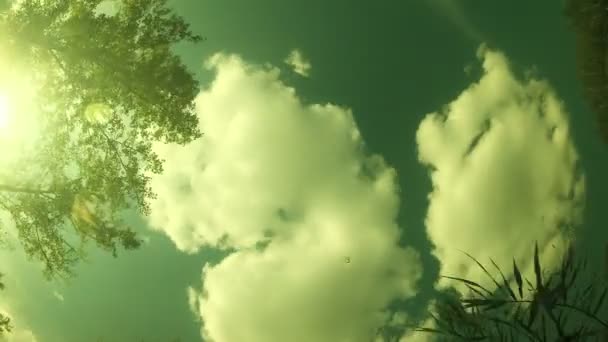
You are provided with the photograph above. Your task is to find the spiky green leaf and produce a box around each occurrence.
[513,259,523,299]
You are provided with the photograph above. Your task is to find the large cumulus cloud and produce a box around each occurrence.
[417,45,585,292]
[149,53,422,342]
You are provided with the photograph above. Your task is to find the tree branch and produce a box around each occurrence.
[99,129,130,176]
[0,184,57,195]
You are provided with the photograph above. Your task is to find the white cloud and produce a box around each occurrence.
[416,45,585,292]
[185,286,200,322]
[149,53,422,342]
[52,291,64,302]
[284,49,311,77]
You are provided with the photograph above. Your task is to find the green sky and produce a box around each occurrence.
[2,0,608,341]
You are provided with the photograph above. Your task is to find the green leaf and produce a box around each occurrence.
[456,249,504,295]
[527,300,538,328]
[489,257,517,300]
[534,241,543,291]
[592,287,607,316]
[462,298,489,308]
[482,300,509,312]
[465,283,489,299]
[513,259,523,299]
[441,275,494,297]
[541,314,547,342]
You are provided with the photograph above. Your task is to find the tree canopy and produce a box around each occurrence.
[0,0,202,278]
[564,0,608,142]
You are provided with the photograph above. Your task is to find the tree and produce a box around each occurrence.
[0,273,9,334]
[410,242,608,341]
[0,0,203,278]
[563,0,608,142]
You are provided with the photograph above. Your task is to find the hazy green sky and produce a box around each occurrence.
[2,0,608,341]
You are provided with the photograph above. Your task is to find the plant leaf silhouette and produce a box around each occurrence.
[513,258,524,299]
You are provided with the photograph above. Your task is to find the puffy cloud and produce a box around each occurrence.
[284,49,311,77]
[416,45,585,292]
[149,53,422,342]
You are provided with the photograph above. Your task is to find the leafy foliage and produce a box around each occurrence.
[411,242,608,341]
[0,273,9,334]
[0,0,202,278]
[563,0,608,142]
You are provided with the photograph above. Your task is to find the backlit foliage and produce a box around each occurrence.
[564,0,608,142]
[0,0,202,278]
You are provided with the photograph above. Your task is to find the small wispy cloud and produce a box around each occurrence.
[52,291,64,302]
[284,49,311,77]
